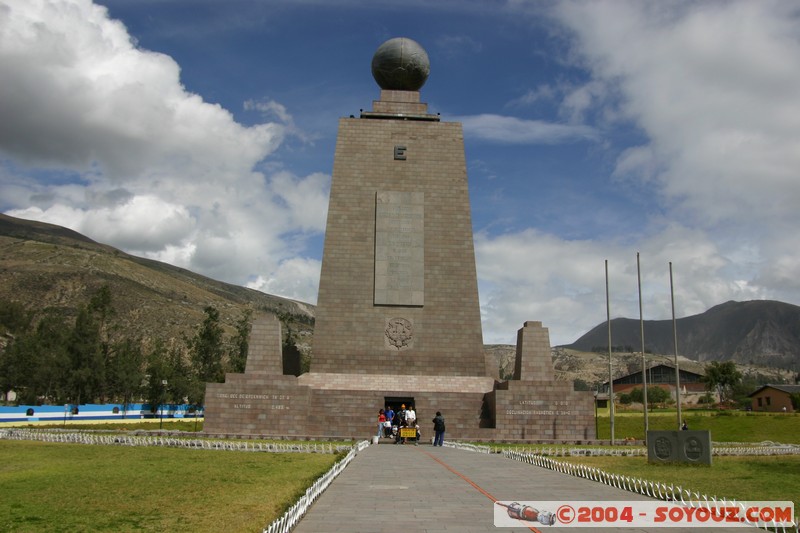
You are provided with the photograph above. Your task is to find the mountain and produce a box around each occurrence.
[0,213,314,352]
[563,300,800,370]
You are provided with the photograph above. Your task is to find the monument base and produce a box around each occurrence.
[202,316,596,442]
[203,372,595,442]
[204,372,496,439]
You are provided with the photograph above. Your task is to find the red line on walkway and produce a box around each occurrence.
[420,449,542,533]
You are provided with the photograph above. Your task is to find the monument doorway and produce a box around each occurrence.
[384,396,415,417]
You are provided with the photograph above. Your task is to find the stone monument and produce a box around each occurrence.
[203,38,595,442]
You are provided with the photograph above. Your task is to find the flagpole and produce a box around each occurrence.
[670,262,682,430]
[606,259,615,445]
[638,252,648,438]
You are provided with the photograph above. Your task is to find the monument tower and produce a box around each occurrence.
[203,38,595,442]
[311,37,489,378]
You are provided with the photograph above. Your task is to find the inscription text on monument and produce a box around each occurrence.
[374,191,424,306]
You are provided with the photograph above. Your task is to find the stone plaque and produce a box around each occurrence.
[647,430,712,465]
[374,191,424,306]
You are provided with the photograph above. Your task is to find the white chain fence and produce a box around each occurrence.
[442,441,493,454]
[503,448,798,533]
[466,442,800,458]
[263,440,370,533]
[0,428,353,454]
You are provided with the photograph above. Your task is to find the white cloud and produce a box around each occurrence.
[435,34,483,58]
[0,0,282,181]
[554,0,800,226]
[506,85,556,108]
[559,80,607,124]
[9,195,194,252]
[456,114,598,144]
[245,99,293,124]
[247,257,322,304]
[475,223,767,346]
[0,0,327,304]
[267,171,330,233]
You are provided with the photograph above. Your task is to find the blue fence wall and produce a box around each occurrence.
[0,403,203,423]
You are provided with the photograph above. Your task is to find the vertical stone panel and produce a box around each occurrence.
[245,314,283,375]
[374,191,424,306]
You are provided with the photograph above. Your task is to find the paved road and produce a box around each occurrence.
[292,441,765,533]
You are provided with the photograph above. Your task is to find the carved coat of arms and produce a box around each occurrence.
[654,437,673,460]
[385,317,413,349]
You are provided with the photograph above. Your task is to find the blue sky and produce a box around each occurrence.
[3,0,800,346]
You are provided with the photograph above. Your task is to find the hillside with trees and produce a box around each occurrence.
[0,286,254,409]
[0,213,314,407]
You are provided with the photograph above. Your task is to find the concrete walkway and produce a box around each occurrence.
[292,441,765,533]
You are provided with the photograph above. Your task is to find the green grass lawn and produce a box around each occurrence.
[0,440,341,533]
[596,410,800,443]
[564,454,800,517]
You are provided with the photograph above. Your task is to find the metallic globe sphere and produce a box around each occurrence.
[371,37,430,91]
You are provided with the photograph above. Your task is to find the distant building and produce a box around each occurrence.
[602,363,706,396]
[748,384,800,413]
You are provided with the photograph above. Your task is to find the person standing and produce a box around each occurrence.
[405,405,416,426]
[377,409,386,439]
[405,405,417,444]
[432,411,445,446]
[393,408,405,444]
[384,405,395,437]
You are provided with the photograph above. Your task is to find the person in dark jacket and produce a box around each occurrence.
[432,411,445,446]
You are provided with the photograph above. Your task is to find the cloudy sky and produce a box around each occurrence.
[2,0,800,346]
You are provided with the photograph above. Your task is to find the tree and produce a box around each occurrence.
[0,330,42,403]
[703,361,742,404]
[167,343,191,406]
[88,285,114,345]
[0,311,72,404]
[62,286,121,404]
[227,309,252,373]
[31,312,72,403]
[628,387,643,404]
[573,378,592,392]
[186,306,225,405]
[0,300,33,335]
[647,386,671,405]
[791,393,800,411]
[106,338,145,410]
[89,285,116,396]
[627,386,671,407]
[698,392,715,404]
[66,306,105,404]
